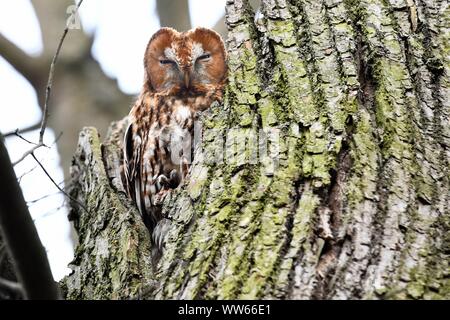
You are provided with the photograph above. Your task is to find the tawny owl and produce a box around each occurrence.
[122,27,227,240]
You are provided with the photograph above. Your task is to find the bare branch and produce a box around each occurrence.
[10,129,61,167]
[31,153,88,213]
[35,200,67,221]
[11,130,61,167]
[27,189,64,205]
[17,165,39,183]
[12,144,45,167]
[14,133,63,184]
[0,277,23,294]
[3,123,41,138]
[13,132,41,146]
[11,0,84,167]
[0,2,85,299]
[0,138,60,300]
[39,0,84,145]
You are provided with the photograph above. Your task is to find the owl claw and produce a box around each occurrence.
[156,170,181,192]
[169,169,181,188]
[157,175,170,190]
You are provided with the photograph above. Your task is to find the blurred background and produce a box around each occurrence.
[0,0,227,280]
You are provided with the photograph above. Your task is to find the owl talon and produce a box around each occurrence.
[169,169,181,188]
[157,175,170,190]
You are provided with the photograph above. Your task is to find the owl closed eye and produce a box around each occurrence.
[144,27,227,94]
[122,27,227,248]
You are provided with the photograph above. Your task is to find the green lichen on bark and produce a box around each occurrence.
[61,127,152,299]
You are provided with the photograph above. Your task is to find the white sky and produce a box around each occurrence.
[0,0,226,281]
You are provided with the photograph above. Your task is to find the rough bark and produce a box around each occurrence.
[62,0,449,300]
[61,124,153,299]
[0,234,20,299]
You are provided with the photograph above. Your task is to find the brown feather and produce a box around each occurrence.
[122,27,227,243]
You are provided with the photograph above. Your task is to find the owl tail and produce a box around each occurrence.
[151,218,172,265]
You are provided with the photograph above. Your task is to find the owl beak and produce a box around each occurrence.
[183,71,191,89]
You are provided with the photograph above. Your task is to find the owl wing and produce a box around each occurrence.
[123,116,167,230]
[123,101,195,232]
[123,120,146,218]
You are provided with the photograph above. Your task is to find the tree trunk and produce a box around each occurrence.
[0,234,20,299]
[62,0,449,300]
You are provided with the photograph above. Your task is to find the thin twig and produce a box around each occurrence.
[39,0,84,144]
[11,0,84,166]
[31,153,88,213]
[16,132,63,183]
[0,1,85,301]
[26,174,74,205]
[18,164,39,183]
[3,122,41,138]
[27,189,64,205]
[12,130,40,146]
[35,200,68,221]
[12,144,44,166]
[0,277,23,294]
[52,131,63,145]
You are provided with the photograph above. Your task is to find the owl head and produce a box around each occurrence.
[143,27,227,95]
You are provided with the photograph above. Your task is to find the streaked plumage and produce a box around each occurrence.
[122,28,227,241]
